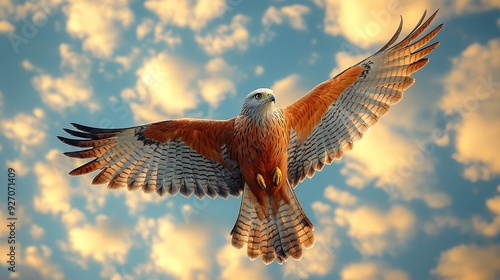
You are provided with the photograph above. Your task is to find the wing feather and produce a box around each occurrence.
[284,10,442,186]
[59,119,243,198]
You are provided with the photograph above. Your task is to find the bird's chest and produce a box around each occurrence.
[234,117,289,166]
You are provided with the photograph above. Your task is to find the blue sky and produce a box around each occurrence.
[1,0,499,279]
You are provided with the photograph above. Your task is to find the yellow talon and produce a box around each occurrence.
[273,167,282,187]
[256,173,267,190]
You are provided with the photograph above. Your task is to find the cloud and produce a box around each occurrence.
[33,149,71,215]
[440,39,500,181]
[63,0,134,58]
[147,215,212,280]
[197,57,238,107]
[262,4,310,31]
[6,159,29,176]
[473,186,500,237]
[271,74,308,107]
[144,0,225,31]
[153,24,182,47]
[323,185,358,206]
[67,215,133,264]
[33,74,96,111]
[121,52,199,122]
[432,244,500,280]
[341,121,451,208]
[447,0,500,14]
[335,204,416,256]
[21,59,34,71]
[25,245,64,280]
[283,228,337,278]
[0,20,14,33]
[216,242,271,280]
[340,261,409,280]
[255,65,264,76]
[30,224,45,240]
[136,18,154,40]
[330,51,369,77]
[195,14,250,56]
[423,214,471,236]
[32,44,98,111]
[123,53,241,123]
[1,108,46,153]
[313,0,432,48]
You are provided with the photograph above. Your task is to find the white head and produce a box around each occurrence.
[240,88,276,117]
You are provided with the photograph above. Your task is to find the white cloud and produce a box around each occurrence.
[423,214,471,236]
[137,18,154,40]
[30,224,45,240]
[25,245,64,280]
[0,20,14,33]
[313,0,432,48]
[447,0,500,14]
[216,242,272,280]
[283,228,337,278]
[340,261,409,280]
[21,59,34,71]
[115,47,141,72]
[432,244,500,280]
[262,4,310,31]
[255,65,264,76]
[195,14,250,56]
[123,53,241,123]
[67,215,133,264]
[341,121,451,209]
[6,159,29,176]
[153,24,182,47]
[335,204,416,256]
[473,187,500,237]
[313,0,498,49]
[1,108,46,153]
[144,0,225,31]
[330,51,368,77]
[64,0,134,58]
[198,57,238,107]
[33,74,96,111]
[32,44,98,111]
[121,52,199,123]
[323,185,358,206]
[271,74,308,107]
[148,215,212,280]
[440,39,500,181]
[33,150,71,215]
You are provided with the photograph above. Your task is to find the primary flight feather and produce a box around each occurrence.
[59,10,442,264]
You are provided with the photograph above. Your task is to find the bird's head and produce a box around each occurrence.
[241,88,276,117]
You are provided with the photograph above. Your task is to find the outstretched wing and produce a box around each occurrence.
[283,10,443,186]
[58,119,243,199]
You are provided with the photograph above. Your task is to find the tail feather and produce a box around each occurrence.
[230,181,315,264]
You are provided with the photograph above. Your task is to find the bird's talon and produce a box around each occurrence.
[256,173,267,190]
[273,167,282,187]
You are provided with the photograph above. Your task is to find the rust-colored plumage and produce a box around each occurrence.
[59,10,442,264]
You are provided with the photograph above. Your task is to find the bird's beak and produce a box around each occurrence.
[267,92,275,103]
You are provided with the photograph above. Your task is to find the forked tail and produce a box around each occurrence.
[230,180,315,264]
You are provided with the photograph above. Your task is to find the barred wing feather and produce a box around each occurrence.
[286,10,443,186]
[58,120,243,199]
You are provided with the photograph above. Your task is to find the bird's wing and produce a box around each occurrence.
[283,10,442,187]
[58,119,243,199]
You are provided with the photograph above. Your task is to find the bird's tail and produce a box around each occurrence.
[230,180,315,264]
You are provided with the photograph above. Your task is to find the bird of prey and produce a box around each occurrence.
[59,10,442,264]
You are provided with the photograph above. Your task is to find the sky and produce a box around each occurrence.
[0,0,499,279]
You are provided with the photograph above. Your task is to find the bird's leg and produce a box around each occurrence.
[273,167,282,187]
[256,173,267,190]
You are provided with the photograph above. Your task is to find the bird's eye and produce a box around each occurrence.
[254,93,262,100]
